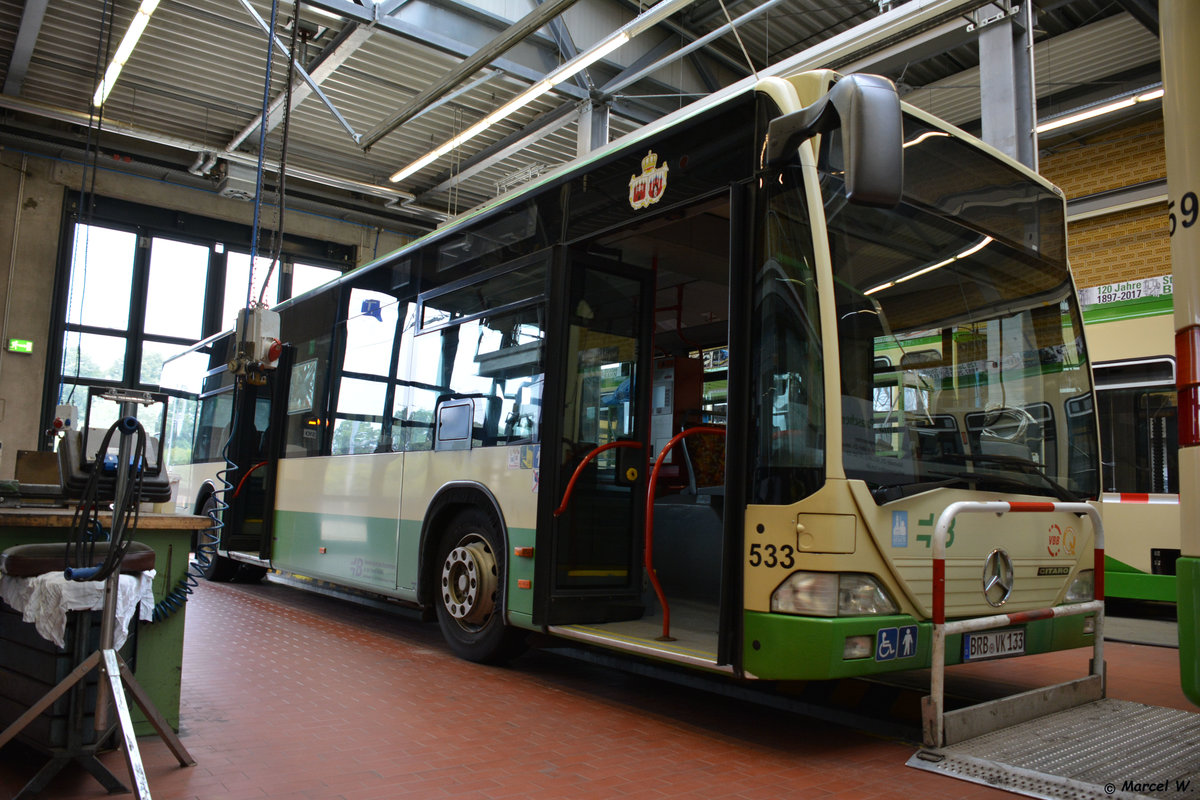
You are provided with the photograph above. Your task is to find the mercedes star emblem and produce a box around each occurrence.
[982,548,1015,607]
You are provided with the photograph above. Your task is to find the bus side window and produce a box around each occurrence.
[399,273,546,450]
[195,390,234,462]
[405,314,545,450]
[397,303,440,452]
[284,342,332,456]
[281,293,339,458]
[330,290,402,455]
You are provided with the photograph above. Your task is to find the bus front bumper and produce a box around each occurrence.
[742,610,1096,681]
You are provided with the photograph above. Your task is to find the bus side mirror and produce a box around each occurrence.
[766,73,903,208]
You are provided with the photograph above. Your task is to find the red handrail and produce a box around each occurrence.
[553,440,644,517]
[233,461,269,499]
[644,426,726,641]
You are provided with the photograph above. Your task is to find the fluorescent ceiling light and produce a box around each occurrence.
[1035,84,1164,134]
[389,80,554,183]
[387,46,603,184]
[389,0,696,185]
[92,0,161,107]
[546,33,629,85]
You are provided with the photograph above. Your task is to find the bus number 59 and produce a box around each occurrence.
[1169,190,1198,236]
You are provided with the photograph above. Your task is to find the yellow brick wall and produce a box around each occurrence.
[1040,119,1165,200]
[1066,203,1170,288]
[1038,118,1169,288]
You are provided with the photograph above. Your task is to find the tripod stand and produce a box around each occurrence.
[0,406,194,798]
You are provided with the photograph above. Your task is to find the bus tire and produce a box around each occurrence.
[234,564,267,583]
[197,492,238,583]
[434,508,525,664]
[201,554,238,582]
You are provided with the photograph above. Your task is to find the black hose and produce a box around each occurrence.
[65,416,147,583]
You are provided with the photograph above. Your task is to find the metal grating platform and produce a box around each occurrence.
[908,699,1200,800]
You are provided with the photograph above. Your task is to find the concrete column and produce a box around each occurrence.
[0,153,66,479]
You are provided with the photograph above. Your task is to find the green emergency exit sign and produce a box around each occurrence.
[7,339,33,354]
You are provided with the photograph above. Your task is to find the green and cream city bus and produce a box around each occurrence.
[158,68,1101,679]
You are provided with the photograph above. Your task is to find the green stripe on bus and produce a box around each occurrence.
[1178,557,1200,705]
[742,610,1094,681]
[274,509,538,619]
[1081,295,1174,324]
[1104,554,1177,603]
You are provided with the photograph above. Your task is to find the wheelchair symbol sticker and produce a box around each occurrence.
[876,625,918,662]
[876,628,898,661]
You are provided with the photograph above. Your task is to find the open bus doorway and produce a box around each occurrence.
[540,193,734,666]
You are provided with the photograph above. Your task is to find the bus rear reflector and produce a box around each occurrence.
[1181,385,1200,448]
[1178,327,1200,447]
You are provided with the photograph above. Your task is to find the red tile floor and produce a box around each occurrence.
[0,579,1193,800]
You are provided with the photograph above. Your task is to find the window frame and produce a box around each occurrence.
[43,192,354,446]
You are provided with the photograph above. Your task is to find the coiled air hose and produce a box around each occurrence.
[151,386,241,621]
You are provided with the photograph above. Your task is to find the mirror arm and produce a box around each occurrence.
[765,73,903,208]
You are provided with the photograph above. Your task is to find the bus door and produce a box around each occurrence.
[220,361,285,560]
[536,254,653,625]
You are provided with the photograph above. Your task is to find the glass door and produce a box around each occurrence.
[538,253,652,624]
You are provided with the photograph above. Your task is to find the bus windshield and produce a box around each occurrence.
[823,114,1099,503]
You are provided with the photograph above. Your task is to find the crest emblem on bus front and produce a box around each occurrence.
[629,150,669,210]
[982,548,1015,607]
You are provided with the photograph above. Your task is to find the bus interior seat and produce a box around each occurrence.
[650,432,724,602]
[682,428,725,495]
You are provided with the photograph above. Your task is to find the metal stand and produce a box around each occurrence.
[0,401,195,798]
[0,576,195,797]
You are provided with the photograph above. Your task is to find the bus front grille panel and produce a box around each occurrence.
[893,559,1073,619]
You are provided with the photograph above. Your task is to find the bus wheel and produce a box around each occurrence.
[199,547,238,582]
[434,509,524,663]
[234,564,267,583]
[197,492,237,583]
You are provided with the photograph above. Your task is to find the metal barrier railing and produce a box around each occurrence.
[924,500,1106,748]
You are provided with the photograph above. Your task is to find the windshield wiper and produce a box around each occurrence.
[870,476,970,503]
[945,453,1083,503]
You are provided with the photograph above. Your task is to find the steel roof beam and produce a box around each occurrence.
[537,0,589,94]
[359,0,585,149]
[3,0,51,96]
[304,0,686,129]
[609,0,750,76]
[684,0,758,28]
[226,21,375,152]
[1113,0,1159,36]
[430,0,1005,215]
[425,0,999,203]
[599,0,792,95]
[235,0,363,143]
[0,94,431,215]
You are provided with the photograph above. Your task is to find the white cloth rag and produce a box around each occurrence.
[0,569,156,649]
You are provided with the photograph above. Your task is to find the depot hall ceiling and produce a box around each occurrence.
[0,0,1163,235]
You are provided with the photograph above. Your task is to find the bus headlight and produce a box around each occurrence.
[1064,569,1094,603]
[838,574,899,616]
[770,572,897,617]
